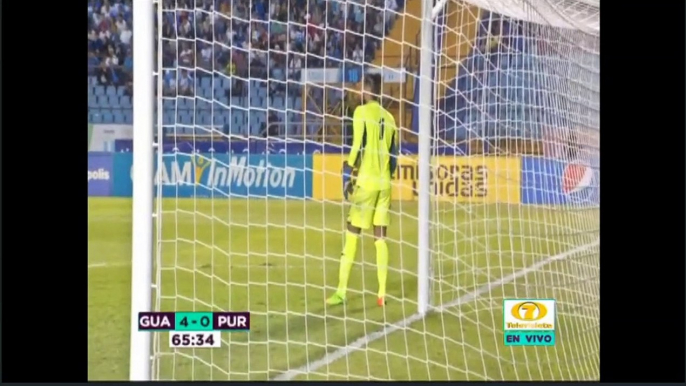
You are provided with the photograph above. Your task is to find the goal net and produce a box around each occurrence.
[147,0,599,380]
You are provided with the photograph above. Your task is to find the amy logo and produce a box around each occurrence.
[193,156,211,184]
[561,163,598,204]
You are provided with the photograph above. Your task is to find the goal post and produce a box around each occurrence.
[417,0,435,316]
[129,0,599,380]
[129,0,154,381]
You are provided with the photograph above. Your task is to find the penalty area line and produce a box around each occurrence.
[88,261,375,270]
[271,239,599,381]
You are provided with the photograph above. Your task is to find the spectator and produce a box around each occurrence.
[385,0,398,29]
[289,52,303,80]
[88,51,101,76]
[163,70,177,96]
[352,44,364,63]
[98,62,113,86]
[178,69,194,96]
[89,0,404,136]
[200,43,213,69]
[119,24,132,45]
[261,110,282,137]
[123,50,133,74]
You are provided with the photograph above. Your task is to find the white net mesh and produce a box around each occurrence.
[429,0,599,380]
[151,0,599,380]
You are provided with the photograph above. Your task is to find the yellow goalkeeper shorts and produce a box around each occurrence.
[347,186,391,230]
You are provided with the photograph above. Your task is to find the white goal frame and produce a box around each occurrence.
[128,0,599,380]
[128,0,437,379]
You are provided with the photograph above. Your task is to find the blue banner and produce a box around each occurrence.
[520,157,599,206]
[112,153,312,198]
[88,153,113,196]
[114,139,471,155]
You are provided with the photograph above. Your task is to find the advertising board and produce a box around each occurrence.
[312,155,521,203]
[111,153,312,198]
[88,153,113,196]
[520,157,599,206]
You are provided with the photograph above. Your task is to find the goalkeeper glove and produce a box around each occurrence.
[342,162,354,200]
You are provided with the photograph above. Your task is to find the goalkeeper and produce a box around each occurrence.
[327,73,399,307]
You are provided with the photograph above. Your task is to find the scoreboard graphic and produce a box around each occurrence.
[138,312,250,348]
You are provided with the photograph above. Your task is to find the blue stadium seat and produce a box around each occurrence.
[275,111,286,123]
[228,121,242,135]
[179,112,192,125]
[231,111,244,126]
[120,96,132,108]
[221,77,232,90]
[91,112,103,123]
[197,99,210,110]
[221,112,231,125]
[124,110,133,124]
[236,97,248,108]
[163,110,173,125]
[271,96,285,109]
[215,96,228,107]
[201,112,213,126]
[109,95,121,108]
[177,98,190,110]
[201,77,212,89]
[97,95,110,108]
[117,86,126,96]
[102,110,114,123]
[88,96,98,109]
[94,86,105,96]
[213,87,226,100]
[106,86,117,96]
[113,111,125,124]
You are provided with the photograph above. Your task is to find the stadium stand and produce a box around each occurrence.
[87,0,403,136]
[88,0,548,141]
[436,12,553,143]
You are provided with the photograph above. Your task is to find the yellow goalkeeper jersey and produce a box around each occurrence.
[347,100,398,191]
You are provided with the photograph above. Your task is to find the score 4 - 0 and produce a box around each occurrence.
[169,332,222,348]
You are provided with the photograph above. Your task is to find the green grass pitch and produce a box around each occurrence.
[88,197,599,381]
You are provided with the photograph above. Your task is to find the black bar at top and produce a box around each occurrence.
[213,312,251,330]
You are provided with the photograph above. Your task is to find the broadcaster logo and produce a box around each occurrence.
[503,299,556,346]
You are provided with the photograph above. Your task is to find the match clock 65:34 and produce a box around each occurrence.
[169,332,221,348]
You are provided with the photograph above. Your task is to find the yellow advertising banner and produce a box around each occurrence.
[313,155,521,203]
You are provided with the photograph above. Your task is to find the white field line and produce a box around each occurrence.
[271,239,600,381]
[88,262,378,270]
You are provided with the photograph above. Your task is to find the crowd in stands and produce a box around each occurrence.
[88,0,403,134]
[88,0,556,141]
[88,0,402,88]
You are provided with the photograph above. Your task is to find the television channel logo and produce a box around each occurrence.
[503,299,556,346]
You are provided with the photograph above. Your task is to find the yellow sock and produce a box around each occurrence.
[375,239,389,298]
[336,231,359,297]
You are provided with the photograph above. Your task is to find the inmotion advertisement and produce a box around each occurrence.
[111,153,312,198]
